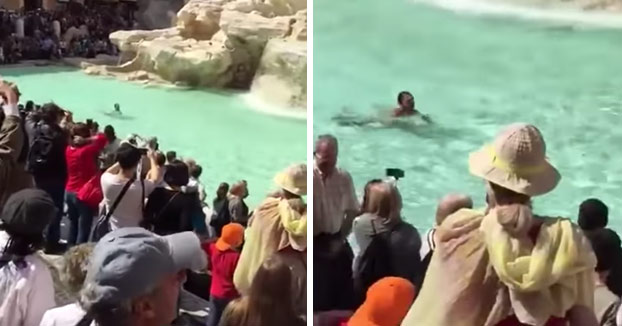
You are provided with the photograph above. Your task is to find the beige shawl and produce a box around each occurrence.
[233,197,306,294]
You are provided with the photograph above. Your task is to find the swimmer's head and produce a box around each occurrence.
[397,91,415,110]
[315,134,338,176]
[114,103,120,111]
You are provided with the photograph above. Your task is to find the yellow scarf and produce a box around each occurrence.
[279,198,307,236]
[481,213,596,325]
[233,197,306,295]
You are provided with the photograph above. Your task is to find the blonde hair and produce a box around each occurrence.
[61,243,95,295]
[361,181,402,222]
[218,255,303,326]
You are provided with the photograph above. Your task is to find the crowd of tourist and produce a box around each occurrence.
[0,79,307,326]
[0,4,133,64]
[313,127,622,326]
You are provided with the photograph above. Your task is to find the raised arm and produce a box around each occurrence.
[0,82,23,163]
[146,150,164,183]
[105,162,121,175]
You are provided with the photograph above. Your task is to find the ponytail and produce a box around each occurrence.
[496,204,533,238]
[488,182,534,238]
[0,225,43,269]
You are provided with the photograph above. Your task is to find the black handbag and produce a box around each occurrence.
[210,198,231,237]
[90,175,136,242]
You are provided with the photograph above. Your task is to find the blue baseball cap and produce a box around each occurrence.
[83,228,206,305]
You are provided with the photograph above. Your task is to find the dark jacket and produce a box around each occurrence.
[353,213,424,288]
[228,196,249,226]
[388,221,424,288]
[25,115,67,181]
[145,187,200,235]
[0,115,34,209]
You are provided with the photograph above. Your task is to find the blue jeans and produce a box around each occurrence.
[206,297,233,326]
[65,191,95,246]
[35,177,65,248]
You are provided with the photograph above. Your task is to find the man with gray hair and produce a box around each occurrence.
[313,134,360,311]
[48,227,206,326]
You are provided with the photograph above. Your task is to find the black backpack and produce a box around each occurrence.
[210,198,231,236]
[353,222,394,304]
[26,122,56,174]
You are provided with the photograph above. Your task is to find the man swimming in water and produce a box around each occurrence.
[114,103,121,114]
[332,91,431,129]
[393,91,431,122]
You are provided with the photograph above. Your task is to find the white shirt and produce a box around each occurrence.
[39,302,92,326]
[0,232,55,326]
[2,103,19,117]
[419,228,436,259]
[313,164,359,236]
[594,283,618,322]
[617,301,622,326]
[100,172,156,230]
[102,138,120,157]
[184,177,207,204]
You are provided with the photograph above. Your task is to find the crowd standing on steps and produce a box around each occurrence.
[0,78,307,326]
[313,125,622,326]
[0,4,134,64]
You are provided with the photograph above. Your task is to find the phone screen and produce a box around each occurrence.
[386,168,405,179]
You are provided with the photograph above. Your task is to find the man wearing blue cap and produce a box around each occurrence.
[41,227,206,326]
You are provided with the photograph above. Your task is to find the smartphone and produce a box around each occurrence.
[386,168,405,179]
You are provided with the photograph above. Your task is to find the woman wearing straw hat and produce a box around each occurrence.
[233,163,307,314]
[402,123,598,326]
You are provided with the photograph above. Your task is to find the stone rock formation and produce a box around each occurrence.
[86,0,307,110]
[136,0,186,30]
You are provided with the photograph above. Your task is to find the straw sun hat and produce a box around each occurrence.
[469,123,561,197]
[274,163,307,196]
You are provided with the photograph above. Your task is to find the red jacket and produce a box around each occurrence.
[77,172,103,210]
[65,133,107,193]
[203,242,241,300]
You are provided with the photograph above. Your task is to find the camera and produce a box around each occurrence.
[386,168,405,180]
[126,134,158,154]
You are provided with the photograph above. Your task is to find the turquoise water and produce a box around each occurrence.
[313,0,622,232]
[1,66,306,208]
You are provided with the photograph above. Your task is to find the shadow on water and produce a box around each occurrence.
[331,108,487,149]
[102,111,136,120]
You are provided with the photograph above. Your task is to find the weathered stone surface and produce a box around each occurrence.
[143,38,234,87]
[222,0,306,16]
[290,9,306,41]
[251,39,306,109]
[219,10,291,74]
[176,0,226,39]
[109,28,181,52]
[136,0,186,29]
[94,0,307,109]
